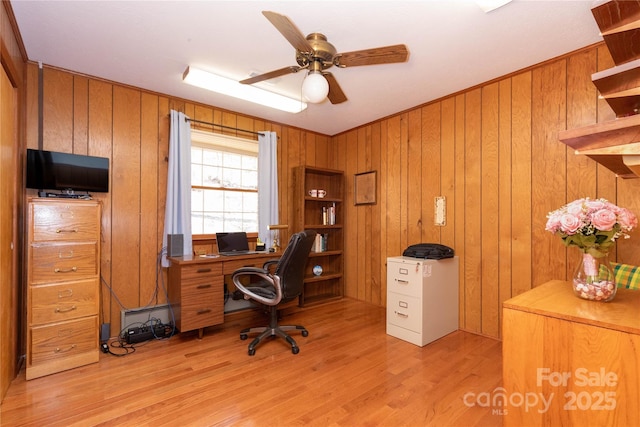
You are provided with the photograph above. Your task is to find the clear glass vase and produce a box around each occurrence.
[572,250,617,302]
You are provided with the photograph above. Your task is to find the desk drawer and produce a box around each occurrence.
[29,316,98,366]
[181,263,222,280]
[179,273,223,331]
[222,257,273,275]
[30,242,99,283]
[180,288,223,331]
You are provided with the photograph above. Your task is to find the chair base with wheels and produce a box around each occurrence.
[232,230,316,356]
[240,306,308,355]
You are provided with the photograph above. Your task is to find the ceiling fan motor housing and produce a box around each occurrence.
[296,33,337,69]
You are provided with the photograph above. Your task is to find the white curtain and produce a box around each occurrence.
[258,131,278,249]
[162,110,192,267]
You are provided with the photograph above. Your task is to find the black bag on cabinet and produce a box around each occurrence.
[402,243,454,260]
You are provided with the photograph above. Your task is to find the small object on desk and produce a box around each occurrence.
[268,224,288,252]
[255,237,266,252]
[199,254,220,258]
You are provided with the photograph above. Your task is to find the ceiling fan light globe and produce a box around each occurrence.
[302,73,329,103]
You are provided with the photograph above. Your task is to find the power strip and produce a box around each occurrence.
[125,324,171,344]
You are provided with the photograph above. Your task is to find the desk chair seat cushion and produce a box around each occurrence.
[244,282,277,300]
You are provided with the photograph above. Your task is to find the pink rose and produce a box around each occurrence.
[545,211,563,232]
[585,199,606,213]
[618,209,638,231]
[566,200,585,216]
[559,213,582,234]
[590,209,617,231]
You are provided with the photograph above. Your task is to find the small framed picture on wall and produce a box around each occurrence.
[354,171,376,205]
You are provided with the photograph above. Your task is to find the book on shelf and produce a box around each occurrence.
[313,233,328,252]
[321,203,337,226]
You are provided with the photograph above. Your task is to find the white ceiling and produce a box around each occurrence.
[11,0,603,136]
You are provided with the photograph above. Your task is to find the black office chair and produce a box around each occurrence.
[231,230,316,356]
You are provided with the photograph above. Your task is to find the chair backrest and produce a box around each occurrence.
[274,230,317,301]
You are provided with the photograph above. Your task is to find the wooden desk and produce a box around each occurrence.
[502,280,640,427]
[167,252,278,338]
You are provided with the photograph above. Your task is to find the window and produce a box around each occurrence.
[191,130,258,234]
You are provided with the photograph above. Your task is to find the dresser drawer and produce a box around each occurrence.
[30,242,99,283]
[29,316,98,366]
[387,262,423,297]
[30,279,99,325]
[387,292,422,333]
[31,202,100,242]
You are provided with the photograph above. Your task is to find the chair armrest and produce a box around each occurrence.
[231,268,282,306]
[262,259,279,272]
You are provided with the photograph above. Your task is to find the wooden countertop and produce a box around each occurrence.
[503,280,640,335]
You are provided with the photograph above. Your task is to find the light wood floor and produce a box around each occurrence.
[0,298,503,426]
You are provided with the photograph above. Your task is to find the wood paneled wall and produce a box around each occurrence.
[333,43,640,338]
[24,64,331,336]
[25,42,640,342]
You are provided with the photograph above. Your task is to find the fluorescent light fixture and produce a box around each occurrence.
[475,0,512,13]
[183,66,307,113]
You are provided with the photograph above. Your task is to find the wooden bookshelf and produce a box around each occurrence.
[293,166,344,306]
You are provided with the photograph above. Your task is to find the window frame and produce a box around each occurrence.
[190,129,259,236]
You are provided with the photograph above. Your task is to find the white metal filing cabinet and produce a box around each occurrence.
[386,256,459,346]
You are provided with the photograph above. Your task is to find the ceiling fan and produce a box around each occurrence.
[240,11,409,104]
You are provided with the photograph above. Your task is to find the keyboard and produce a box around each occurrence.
[219,251,262,256]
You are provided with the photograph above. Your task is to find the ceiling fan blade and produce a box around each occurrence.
[324,72,348,104]
[240,66,303,85]
[262,11,313,53]
[335,44,409,67]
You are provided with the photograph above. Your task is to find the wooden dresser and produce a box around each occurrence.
[27,198,101,380]
[502,280,640,427]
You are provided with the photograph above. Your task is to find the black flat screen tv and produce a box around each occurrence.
[26,148,109,195]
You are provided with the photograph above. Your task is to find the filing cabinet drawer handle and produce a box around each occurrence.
[196,308,212,315]
[196,284,212,289]
[58,250,74,259]
[396,279,409,284]
[58,289,74,298]
[196,268,212,273]
[395,311,409,318]
[55,305,77,313]
[56,228,78,234]
[54,267,78,273]
[54,344,77,353]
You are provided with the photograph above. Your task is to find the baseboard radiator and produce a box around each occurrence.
[120,304,173,334]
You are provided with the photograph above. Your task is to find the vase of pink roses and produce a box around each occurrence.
[545,198,637,302]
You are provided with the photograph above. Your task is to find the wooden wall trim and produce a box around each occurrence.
[2,1,28,64]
